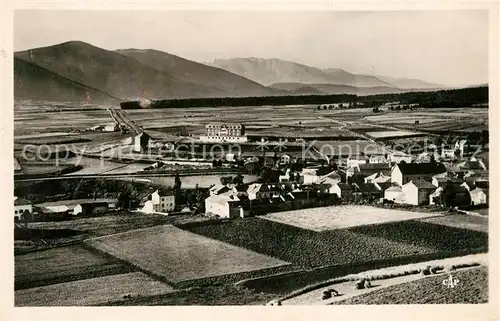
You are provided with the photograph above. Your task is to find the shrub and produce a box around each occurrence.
[429,265,442,274]
[420,266,431,276]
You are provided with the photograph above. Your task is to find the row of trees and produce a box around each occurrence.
[357,86,488,108]
[121,94,357,109]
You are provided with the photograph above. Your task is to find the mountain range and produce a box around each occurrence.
[14,41,452,104]
[207,58,445,90]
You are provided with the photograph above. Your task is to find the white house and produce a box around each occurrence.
[205,194,244,218]
[469,187,488,206]
[384,186,403,202]
[391,163,447,187]
[141,190,175,214]
[14,197,33,221]
[401,180,437,206]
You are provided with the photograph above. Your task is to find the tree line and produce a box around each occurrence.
[120,94,357,109]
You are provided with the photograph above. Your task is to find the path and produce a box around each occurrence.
[280,253,488,305]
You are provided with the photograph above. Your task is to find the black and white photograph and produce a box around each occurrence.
[6,6,497,312]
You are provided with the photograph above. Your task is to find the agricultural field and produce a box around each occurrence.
[260,206,445,232]
[15,245,131,290]
[365,130,423,139]
[334,266,488,304]
[363,109,488,134]
[15,272,175,307]
[313,140,387,156]
[420,214,488,233]
[182,218,488,269]
[15,213,210,253]
[85,225,291,283]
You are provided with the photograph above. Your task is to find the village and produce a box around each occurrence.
[14,121,489,221]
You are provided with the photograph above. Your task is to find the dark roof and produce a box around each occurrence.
[14,198,31,206]
[410,180,437,189]
[475,180,489,189]
[79,202,109,209]
[396,163,446,175]
[359,163,391,171]
[354,182,381,194]
[336,183,352,190]
[375,182,393,191]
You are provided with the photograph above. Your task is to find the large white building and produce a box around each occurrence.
[199,123,248,143]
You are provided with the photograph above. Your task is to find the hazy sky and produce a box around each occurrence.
[15,10,488,86]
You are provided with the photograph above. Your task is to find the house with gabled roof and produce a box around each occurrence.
[391,162,447,187]
[141,189,175,214]
[401,180,437,205]
[205,193,245,218]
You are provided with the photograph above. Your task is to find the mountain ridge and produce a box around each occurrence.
[208,57,444,89]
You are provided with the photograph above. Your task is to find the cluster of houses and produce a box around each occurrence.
[203,150,489,218]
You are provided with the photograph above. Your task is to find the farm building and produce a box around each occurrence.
[391,163,447,187]
[384,186,403,202]
[141,190,175,214]
[14,197,33,221]
[401,180,437,206]
[205,194,246,218]
[469,187,488,206]
[73,202,110,216]
[389,151,413,164]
